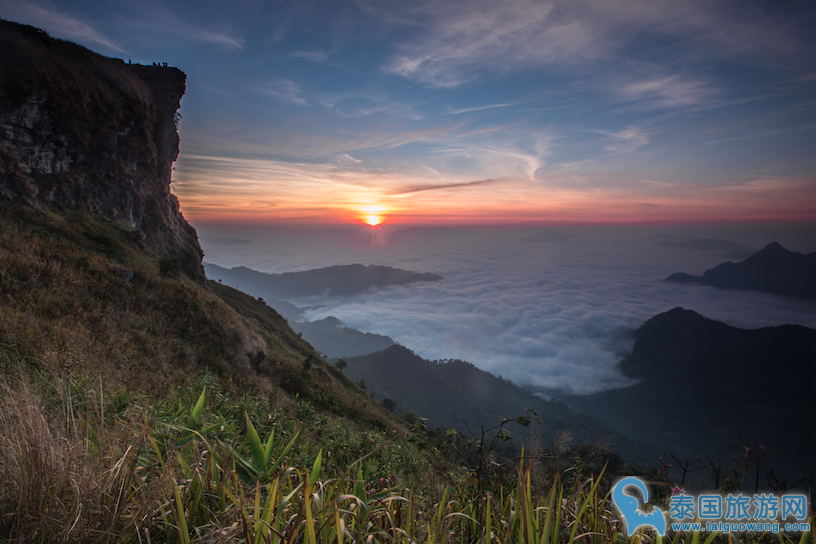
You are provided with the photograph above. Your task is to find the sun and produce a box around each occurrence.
[359,204,387,226]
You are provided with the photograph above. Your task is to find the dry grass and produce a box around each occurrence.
[1,206,811,543]
[0,206,271,397]
[0,378,157,543]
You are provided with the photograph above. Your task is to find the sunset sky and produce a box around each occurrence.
[2,0,814,226]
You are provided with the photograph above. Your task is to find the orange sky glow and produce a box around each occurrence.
[172,156,815,226]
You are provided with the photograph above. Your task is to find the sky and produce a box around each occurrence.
[1,0,814,227]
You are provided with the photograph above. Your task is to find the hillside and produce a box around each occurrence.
[0,22,428,540]
[0,19,726,543]
[341,345,655,465]
[0,201,439,541]
[0,202,405,422]
[560,307,815,482]
[665,242,815,298]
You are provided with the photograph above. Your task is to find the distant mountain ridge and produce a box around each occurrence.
[560,307,815,479]
[205,262,442,301]
[205,262,439,357]
[665,242,815,298]
[290,317,395,358]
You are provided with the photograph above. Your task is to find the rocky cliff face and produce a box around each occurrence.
[0,20,204,281]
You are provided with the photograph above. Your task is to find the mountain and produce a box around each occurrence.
[290,316,395,358]
[342,345,653,464]
[657,238,747,251]
[204,262,442,301]
[0,20,659,541]
[560,307,815,480]
[665,242,816,298]
[0,19,404,432]
[0,20,204,281]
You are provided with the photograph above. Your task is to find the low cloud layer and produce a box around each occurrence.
[201,224,815,395]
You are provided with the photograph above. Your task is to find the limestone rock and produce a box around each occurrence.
[0,20,204,281]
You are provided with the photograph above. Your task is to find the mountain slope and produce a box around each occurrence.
[561,307,815,479]
[342,345,654,464]
[666,242,815,298]
[0,205,262,394]
[0,19,401,432]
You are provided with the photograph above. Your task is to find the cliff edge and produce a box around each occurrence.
[0,20,204,281]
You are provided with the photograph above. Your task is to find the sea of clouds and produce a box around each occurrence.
[198,223,815,395]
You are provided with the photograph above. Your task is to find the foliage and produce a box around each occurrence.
[159,255,183,278]
[1,206,812,543]
[3,377,809,543]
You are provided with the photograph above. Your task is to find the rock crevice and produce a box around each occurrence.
[0,20,204,281]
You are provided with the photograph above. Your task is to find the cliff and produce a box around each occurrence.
[0,20,204,281]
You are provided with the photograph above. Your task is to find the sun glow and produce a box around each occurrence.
[359,204,387,226]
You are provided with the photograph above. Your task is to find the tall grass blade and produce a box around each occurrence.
[568,464,607,543]
[186,388,207,429]
[540,484,557,544]
[171,479,191,544]
[245,412,266,473]
[305,465,318,544]
[267,430,300,479]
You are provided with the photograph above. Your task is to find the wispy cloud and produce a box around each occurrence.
[0,1,124,52]
[334,153,362,163]
[176,24,243,49]
[0,1,245,51]
[378,0,812,89]
[173,149,816,225]
[390,178,502,195]
[614,74,717,109]
[444,103,517,115]
[591,127,651,153]
[291,48,336,62]
[124,7,245,50]
[257,79,308,106]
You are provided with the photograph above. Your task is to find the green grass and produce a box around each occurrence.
[0,205,812,543]
[3,376,809,543]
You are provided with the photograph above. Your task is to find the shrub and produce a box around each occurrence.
[158,255,182,277]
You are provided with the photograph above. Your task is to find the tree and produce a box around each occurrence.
[381,398,397,413]
[302,354,315,375]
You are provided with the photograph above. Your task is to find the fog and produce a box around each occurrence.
[198,222,815,395]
